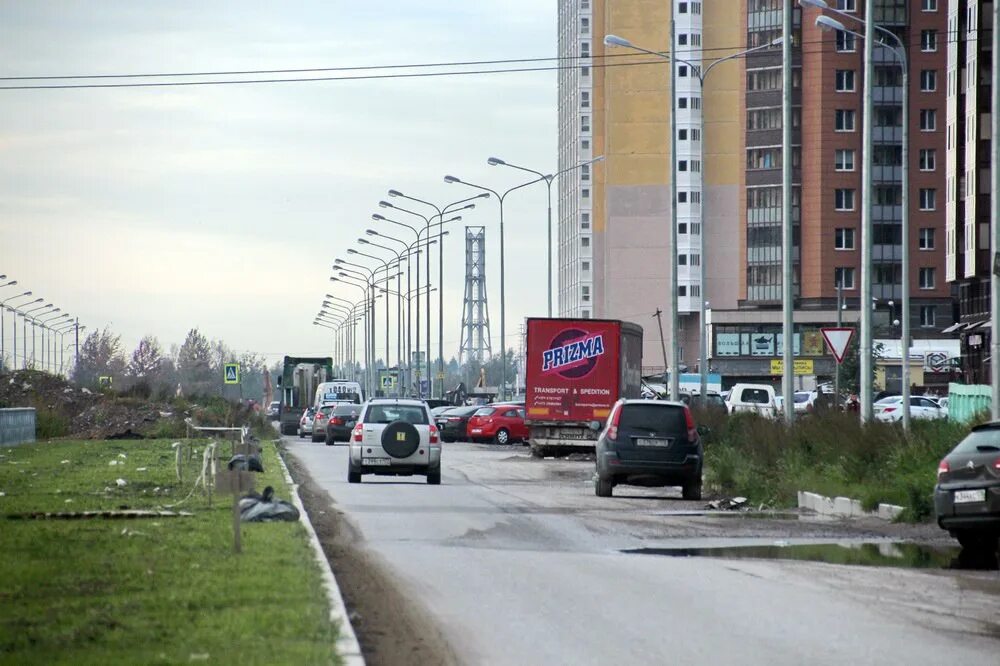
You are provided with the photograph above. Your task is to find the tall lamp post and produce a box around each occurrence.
[17,300,47,370]
[0,288,29,370]
[804,1,910,427]
[360,237,407,389]
[37,310,63,371]
[486,155,606,317]
[443,173,547,400]
[604,33,783,405]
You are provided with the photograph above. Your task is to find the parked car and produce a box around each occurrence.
[435,405,481,442]
[934,422,1000,550]
[874,395,947,422]
[424,399,453,411]
[348,399,441,484]
[726,383,777,418]
[679,391,727,413]
[297,407,316,438]
[326,403,361,444]
[311,404,339,442]
[594,399,704,500]
[466,404,529,445]
[266,401,280,420]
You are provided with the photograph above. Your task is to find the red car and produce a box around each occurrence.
[466,404,529,445]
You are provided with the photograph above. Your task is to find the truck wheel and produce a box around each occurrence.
[595,477,613,497]
[682,479,702,501]
[494,429,510,445]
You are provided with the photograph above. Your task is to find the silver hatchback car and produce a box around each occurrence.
[348,399,441,484]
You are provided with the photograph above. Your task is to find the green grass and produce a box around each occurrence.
[697,410,977,522]
[0,438,339,665]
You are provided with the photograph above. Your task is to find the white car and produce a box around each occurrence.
[726,383,778,418]
[873,395,947,422]
[348,399,441,484]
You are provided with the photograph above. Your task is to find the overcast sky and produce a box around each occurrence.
[0,1,557,367]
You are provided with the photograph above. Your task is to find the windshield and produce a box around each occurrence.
[364,404,428,425]
[951,428,1000,455]
[474,408,496,417]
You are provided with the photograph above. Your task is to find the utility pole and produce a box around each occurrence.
[992,0,1000,419]
[835,284,842,405]
[781,0,794,424]
[668,15,680,401]
[859,0,875,422]
[654,309,669,390]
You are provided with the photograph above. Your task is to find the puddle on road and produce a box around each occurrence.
[623,541,1000,571]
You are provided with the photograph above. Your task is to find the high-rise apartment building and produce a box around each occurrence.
[946,0,993,382]
[557,0,954,387]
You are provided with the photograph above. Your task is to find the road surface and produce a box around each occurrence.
[284,435,1000,666]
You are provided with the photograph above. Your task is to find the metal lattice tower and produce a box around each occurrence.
[459,226,492,367]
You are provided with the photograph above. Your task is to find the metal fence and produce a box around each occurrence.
[947,383,991,424]
[0,408,36,446]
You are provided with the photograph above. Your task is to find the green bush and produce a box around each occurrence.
[35,408,69,439]
[703,411,971,522]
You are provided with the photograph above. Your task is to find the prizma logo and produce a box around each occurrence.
[541,328,606,379]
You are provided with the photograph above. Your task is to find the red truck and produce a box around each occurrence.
[524,318,643,456]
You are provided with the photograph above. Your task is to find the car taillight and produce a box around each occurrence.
[331,417,344,425]
[937,459,949,479]
[352,424,363,442]
[683,406,698,442]
[316,413,326,421]
[607,403,623,441]
[884,407,897,413]
[429,424,439,444]
[994,457,1000,472]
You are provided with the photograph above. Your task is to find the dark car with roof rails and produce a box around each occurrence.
[594,399,705,500]
[935,422,1000,551]
[435,405,481,442]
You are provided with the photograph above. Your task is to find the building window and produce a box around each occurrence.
[836,30,856,52]
[919,149,936,171]
[835,267,856,290]
[581,237,590,248]
[835,189,856,211]
[921,30,938,52]
[581,91,590,108]
[581,66,590,76]
[581,139,590,150]
[582,261,590,271]
[582,310,590,318]
[920,69,937,92]
[677,192,688,203]
[679,255,688,266]
[835,70,856,92]
[679,223,688,234]
[919,109,937,131]
[835,109,856,131]
[581,165,590,181]
[835,149,856,171]
[679,129,688,140]
[837,0,857,10]
[678,98,688,109]
[581,188,590,199]
[581,115,590,132]
[921,0,937,10]
[919,267,936,289]
[678,160,688,171]
[582,286,590,302]
[835,228,856,250]
[919,188,936,210]
[690,254,701,266]
[580,18,589,35]
[920,306,936,327]
[581,213,590,229]
[679,2,688,12]
[919,228,936,250]
[678,286,688,297]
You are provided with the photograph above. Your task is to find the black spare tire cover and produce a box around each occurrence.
[381,420,421,458]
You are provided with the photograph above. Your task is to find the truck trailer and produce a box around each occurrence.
[524,318,643,456]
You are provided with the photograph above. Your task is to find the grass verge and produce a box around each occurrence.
[696,410,980,522]
[0,438,339,665]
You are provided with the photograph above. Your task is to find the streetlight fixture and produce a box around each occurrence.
[444,173,547,399]
[604,33,783,405]
[803,0,911,428]
[487,155,605,316]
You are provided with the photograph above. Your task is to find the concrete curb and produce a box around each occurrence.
[274,442,365,666]
[797,490,904,521]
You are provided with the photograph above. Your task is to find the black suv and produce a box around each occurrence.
[934,422,1000,550]
[594,399,704,500]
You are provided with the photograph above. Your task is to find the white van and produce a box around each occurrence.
[726,384,777,418]
[314,381,364,407]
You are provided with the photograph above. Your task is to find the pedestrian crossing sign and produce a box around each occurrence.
[381,375,396,389]
[224,363,240,384]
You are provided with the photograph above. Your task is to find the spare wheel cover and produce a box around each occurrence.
[381,420,421,458]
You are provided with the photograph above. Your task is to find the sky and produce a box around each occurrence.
[0,1,557,368]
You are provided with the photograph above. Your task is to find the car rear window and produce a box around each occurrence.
[364,404,428,425]
[951,428,1000,455]
[618,404,687,433]
[333,405,359,416]
[738,389,771,404]
[318,406,335,416]
[474,408,496,417]
[793,393,810,403]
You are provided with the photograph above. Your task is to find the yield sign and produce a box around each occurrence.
[821,328,855,364]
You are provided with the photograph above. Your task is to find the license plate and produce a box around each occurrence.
[559,429,585,439]
[636,438,672,448]
[954,489,986,504]
[471,428,482,434]
[363,458,391,467]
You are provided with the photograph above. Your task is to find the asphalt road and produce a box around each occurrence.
[285,435,1000,666]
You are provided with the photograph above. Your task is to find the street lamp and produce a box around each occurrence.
[604,33,783,404]
[360,237,406,390]
[444,173,546,400]
[804,0,911,428]
[487,155,605,317]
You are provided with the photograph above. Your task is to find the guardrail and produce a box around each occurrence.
[0,408,36,446]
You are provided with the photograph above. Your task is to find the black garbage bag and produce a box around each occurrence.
[227,453,264,473]
[238,486,300,522]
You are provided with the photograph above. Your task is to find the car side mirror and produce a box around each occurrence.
[697,425,710,437]
[589,420,603,432]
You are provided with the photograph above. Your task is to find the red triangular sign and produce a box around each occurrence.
[821,327,855,364]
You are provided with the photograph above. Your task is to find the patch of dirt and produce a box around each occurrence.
[285,454,458,666]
